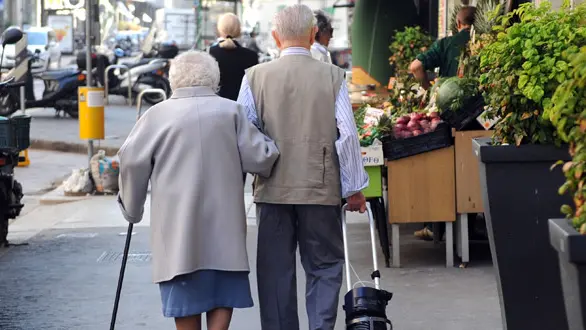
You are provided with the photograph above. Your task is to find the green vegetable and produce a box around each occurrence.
[435,77,479,113]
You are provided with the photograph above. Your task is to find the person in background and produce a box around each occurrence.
[209,13,259,101]
[409,6,475,89]
[117,51,279,330]
[310,10,334,63]
[247,31,262,54]
[237,4,368,329]
[409,5,476,240]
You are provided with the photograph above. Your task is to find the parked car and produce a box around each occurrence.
[0,27,62,70]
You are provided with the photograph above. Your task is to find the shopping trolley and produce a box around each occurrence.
[342,203,394,329]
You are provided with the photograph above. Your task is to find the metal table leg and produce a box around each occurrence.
[458,213,470,265]
[391,224,400,267]
[445,221,454,268]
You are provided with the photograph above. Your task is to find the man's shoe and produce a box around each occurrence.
[414,227,434,241]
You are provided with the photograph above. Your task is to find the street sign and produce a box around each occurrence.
[0,0,4,10]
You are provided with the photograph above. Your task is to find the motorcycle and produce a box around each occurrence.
[0,49,87,118]
[96,48,171,105]
[0,27,28,247]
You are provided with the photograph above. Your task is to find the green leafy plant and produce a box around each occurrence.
[388,26,433,79]
[478,1,586,146]
[549,47,586,234]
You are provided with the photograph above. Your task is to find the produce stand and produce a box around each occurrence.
[454,130,493,265]
[387,146,456,267]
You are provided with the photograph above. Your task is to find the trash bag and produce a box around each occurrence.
[90,150,120,193]
[63,168,93,194]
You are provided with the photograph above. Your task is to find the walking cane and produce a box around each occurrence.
[109,223,134,330]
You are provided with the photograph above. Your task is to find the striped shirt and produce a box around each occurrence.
[236,47,369,198]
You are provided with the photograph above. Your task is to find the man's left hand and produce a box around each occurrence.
[346,192,366,213]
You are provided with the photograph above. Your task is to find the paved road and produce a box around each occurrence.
[0,195,503,330]
[23,98,137,150]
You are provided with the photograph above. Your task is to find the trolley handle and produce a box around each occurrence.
[341,202,381,292]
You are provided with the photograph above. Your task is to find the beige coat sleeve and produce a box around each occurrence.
[117,115,156,224]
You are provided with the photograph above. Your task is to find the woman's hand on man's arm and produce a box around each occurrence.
[236,105,279,178]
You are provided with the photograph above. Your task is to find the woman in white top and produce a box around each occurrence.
[310,10,333,63]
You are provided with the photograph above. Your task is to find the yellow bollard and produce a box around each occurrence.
[17,149,30,167]
[78,87,105,140]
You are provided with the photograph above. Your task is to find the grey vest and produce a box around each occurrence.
[246,54,345,205]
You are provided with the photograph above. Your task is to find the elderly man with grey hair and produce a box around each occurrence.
[237,4,368,330]
[117,51,279,330]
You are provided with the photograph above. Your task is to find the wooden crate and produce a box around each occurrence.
[387,146,456,224]
[454,130,494,213]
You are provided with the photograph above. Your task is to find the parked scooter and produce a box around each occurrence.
[97,48,171,105]
[0,49,87,118]
[0,28,29,247]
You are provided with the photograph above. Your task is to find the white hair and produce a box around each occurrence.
[217,13,241,38]
[169,51,220,92]
[272,4,316,40]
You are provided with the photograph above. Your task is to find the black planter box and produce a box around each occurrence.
[473,138,571,330]
[550,218,586,330]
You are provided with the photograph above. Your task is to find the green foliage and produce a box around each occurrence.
[549,47,586,234]
[388,26,433,78]
[478,2,586,146]
[434,77,479,113]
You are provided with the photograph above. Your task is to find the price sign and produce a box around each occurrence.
[361,145,384,167]
[477,110,500,130]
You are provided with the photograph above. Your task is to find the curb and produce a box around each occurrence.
[38,184,90,206]
[30,139,120,156]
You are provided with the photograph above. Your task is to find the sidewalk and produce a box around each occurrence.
[24,97,137,155]
[0,194,502,330]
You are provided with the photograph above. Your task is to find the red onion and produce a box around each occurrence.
[406,121,418,130]
[394,123,406,130]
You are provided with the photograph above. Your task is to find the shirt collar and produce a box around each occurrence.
[171,86,216,99]
[311,42,328,55]
[280,47,311,57]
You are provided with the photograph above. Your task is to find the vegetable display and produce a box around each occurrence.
[391,111,442,139]
[434,77,479,113]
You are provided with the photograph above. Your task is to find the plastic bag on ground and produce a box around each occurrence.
[90,150,120,193]
[63,168,93,194]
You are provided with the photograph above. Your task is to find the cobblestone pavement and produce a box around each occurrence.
[0,196,503,330]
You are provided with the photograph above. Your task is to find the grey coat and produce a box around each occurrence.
[117,86,279,283]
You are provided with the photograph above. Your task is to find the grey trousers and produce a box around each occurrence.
[256,203,344,330]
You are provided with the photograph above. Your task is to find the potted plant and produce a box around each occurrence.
[548,46,586,330]
[472,2,586,329]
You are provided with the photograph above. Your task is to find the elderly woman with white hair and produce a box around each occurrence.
[117,51,279,330]
[209,13,258,101]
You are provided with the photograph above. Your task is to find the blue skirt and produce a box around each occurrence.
[159,270,254,318]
